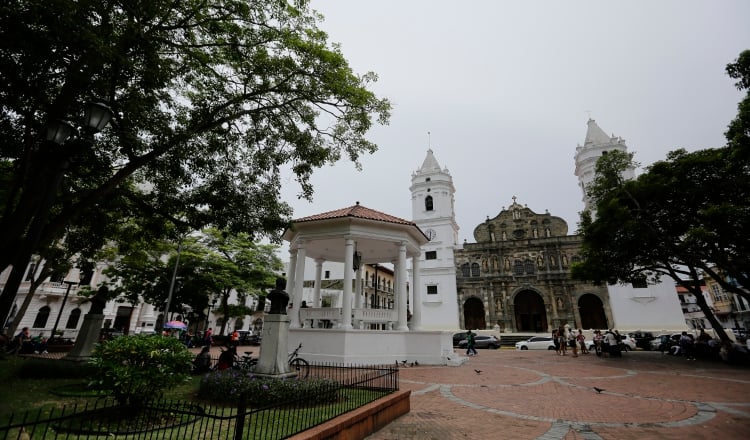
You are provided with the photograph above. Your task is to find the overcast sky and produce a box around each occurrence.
[280,0,749,244]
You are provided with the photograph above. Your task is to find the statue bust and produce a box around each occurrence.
[267,278,289,314]
[88,286,109,314]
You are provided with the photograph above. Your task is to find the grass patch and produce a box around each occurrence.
[0,358,395,439]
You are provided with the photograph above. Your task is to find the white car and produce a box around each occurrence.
[515,336,556,350]
[586,335,637,352]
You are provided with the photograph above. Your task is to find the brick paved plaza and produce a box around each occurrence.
[366,348,750,440]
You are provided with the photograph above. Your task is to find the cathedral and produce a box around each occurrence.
[453,199,611,333]
[413,118,684,334]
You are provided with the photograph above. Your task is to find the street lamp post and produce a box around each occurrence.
[205,297,217,333]
[162,239,183,334]
[50,269,80,341]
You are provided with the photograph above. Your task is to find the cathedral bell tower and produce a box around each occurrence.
[574,119,635,216]
[409,149,460,330]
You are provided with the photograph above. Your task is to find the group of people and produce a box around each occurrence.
[592,329,624,357]
[551,325,626,358]
[5,327,49,355]
[552,325,589,357]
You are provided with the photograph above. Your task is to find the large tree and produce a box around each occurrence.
[0,0,390,326]
[102,227,283,335]
[572,51,750,345]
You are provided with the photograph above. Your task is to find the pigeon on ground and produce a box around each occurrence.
[400,360,408,366]
[594,387,605,394]
[474,369,482,374]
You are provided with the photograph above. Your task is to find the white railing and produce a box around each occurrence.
[353,308,397,324]
[298,307,397,329]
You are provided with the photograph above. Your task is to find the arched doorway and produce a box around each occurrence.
[514,290,547,332]
[463,297,485,330]
[578,294,608,330]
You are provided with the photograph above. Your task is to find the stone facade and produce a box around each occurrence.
[454,198,612,333]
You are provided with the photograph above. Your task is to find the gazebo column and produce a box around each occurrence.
[313,258,323,308]
[396,242,409,331]
[286,247,297,308]
[312,258,324,328]
[341,238,354,329]
[354,265,363,329]
[410,254,422,330]
[289,242,306,329]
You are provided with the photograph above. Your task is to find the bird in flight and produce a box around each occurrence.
[474,369,482,374]
[594,387,605,394]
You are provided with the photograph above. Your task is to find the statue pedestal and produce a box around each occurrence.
[63,314,104,363]
[253,314,297,379]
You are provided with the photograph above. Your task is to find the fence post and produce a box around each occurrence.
[234,393,247,440]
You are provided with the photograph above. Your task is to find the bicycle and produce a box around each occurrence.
[288,343,309,378]
[234,350,258,371]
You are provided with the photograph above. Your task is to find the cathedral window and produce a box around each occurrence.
[425,251,437,260]
[425,195,433,211]
[461,263,470,277]
[426,285,438,294]
[524,259,535,274]
[33,306,51,329]
[513,260,524,275]
[324,270,330,279]
[471,263,480,277]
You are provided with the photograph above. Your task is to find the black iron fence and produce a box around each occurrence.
[0,363,399,440]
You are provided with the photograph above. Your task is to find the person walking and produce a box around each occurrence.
[465,330,478,357]
[577,329,588,354]
[566,325,578,357]
[557,326,567,356]
[680,331,695,361]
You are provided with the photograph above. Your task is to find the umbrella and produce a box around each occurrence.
[164,320,187,330]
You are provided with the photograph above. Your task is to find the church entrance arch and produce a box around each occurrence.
[514,290,547,332]
[578,294,608,330]
[463,297,485,330]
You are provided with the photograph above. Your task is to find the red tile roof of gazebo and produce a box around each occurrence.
[294,202,415,226]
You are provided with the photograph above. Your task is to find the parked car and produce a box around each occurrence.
[458,335,501,349]
[238,331,261,346]
[650,334,681,352]
[619,335,637,351]
[629,331,655,350]
[452,332,468,347]
[515,336,556,350]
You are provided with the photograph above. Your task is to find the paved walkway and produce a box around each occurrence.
[366,349,750,440]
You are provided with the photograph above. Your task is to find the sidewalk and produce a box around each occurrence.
[366,349,750,440]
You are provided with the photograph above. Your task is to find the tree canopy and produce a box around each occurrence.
[572,50,750,343]
[102,227,283,334]
[0,0,390,325]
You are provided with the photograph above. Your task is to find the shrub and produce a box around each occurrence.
[89,335,194,407]
[198,370,339,407]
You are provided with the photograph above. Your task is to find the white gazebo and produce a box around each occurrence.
[282,203,463,366]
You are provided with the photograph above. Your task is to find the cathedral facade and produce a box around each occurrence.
[454,198,612,333]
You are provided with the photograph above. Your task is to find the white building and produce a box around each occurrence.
[408,149,460,331]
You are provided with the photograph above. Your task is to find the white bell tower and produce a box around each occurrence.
[574,119,636,216]
[409,149,460,330]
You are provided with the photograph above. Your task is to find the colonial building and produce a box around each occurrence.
[454,198,611,333]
